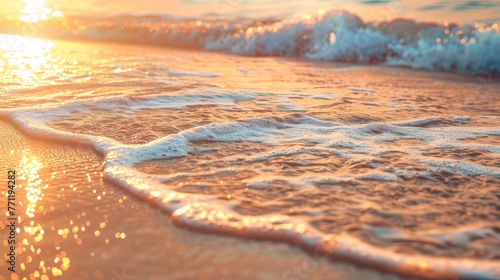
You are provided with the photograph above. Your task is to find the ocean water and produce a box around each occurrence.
[1,7,500,76]
[0,2,499,279]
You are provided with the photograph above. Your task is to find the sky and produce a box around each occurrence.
[0,0,499,23]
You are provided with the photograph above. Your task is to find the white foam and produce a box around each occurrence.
[426,159,500,177]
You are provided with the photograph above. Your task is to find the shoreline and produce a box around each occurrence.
[1,33,498,280]
[0,120,402,280]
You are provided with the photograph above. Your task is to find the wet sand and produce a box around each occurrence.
[0,120,403,280]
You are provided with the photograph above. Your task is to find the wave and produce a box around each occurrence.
[1,9,499,76]
[1,92,500,279]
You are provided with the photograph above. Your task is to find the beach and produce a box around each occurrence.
[0,7,499,279]
[0,120,406,280]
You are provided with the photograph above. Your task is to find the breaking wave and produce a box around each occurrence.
[1,9,499,75]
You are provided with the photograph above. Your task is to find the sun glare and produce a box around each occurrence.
[0,34,59,86]
[20,0,62,23]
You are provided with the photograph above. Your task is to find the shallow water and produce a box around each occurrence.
[2,121,403,280]
[1,34,499,279]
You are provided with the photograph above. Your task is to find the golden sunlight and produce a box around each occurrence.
[19,151,47,218]
[20,0,62,23]
[0,34,59,86]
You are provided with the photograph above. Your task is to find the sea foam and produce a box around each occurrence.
[1,91,499,279]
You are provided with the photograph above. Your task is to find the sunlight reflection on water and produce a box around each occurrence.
[0,34,60,87]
